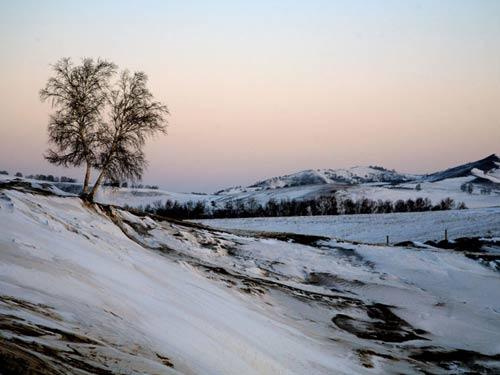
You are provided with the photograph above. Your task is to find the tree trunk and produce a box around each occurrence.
[88,169,106,202]
[82,163,91,194]
[88,130,118,202]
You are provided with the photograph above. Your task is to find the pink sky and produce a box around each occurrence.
[1,1,499,191]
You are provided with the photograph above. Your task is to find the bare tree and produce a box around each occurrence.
[87,71,168,201]
[40,58,116,194]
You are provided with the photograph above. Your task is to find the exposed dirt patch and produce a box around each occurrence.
[317,244,376,270]
[393,241,429,248]
[424,237,500,270]
[426,236,500,253]
[0,338,66,375]
[156,352,174,367]
[0,336,115,375]
[122,219,152,237]
[0,310,101,346]
[1,295,62,321]
[239,279,267,296]
[36,325,102,345]
[465,252,500,262]
[332,304,428,343]
[253,231,330,246]
[306,272,365,291]
[410,347,500,373]
[357,348,397,368]
[0,315,47,337]
[196,262,362,310]
[0,309,176,374]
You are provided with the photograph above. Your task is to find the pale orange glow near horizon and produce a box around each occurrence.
[1,1,499,192]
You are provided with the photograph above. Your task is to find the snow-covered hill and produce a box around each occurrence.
[218,154,499,194]
[1,185,500,373]
[422,153,500,182]
[222,166,415,193]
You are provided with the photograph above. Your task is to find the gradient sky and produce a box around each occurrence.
[1,0,499,192]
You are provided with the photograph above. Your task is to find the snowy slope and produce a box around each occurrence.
[1,187,500,373]
[0,189,355,374]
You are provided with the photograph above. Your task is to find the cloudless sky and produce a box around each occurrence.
[1,0,499,192]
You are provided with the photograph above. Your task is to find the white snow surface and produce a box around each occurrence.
[197,207,500,244]
[472,167,500,184]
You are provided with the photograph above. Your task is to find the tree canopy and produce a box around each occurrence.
[40,58,116,193]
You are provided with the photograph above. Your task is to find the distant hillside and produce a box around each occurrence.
[217,154,499,195]
[218,166,415,194]
[422,154,500,182]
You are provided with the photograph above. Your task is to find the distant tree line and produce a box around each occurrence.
[2,168,162,191]
[102,181,159,189]
[130,196,466,220]
[15,173,78,183]
[130,183,159,190]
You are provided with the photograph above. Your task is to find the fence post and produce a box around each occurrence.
[386,235,389,246]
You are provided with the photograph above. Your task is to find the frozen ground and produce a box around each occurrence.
[196,207,500,244]
[1,183,500,374]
